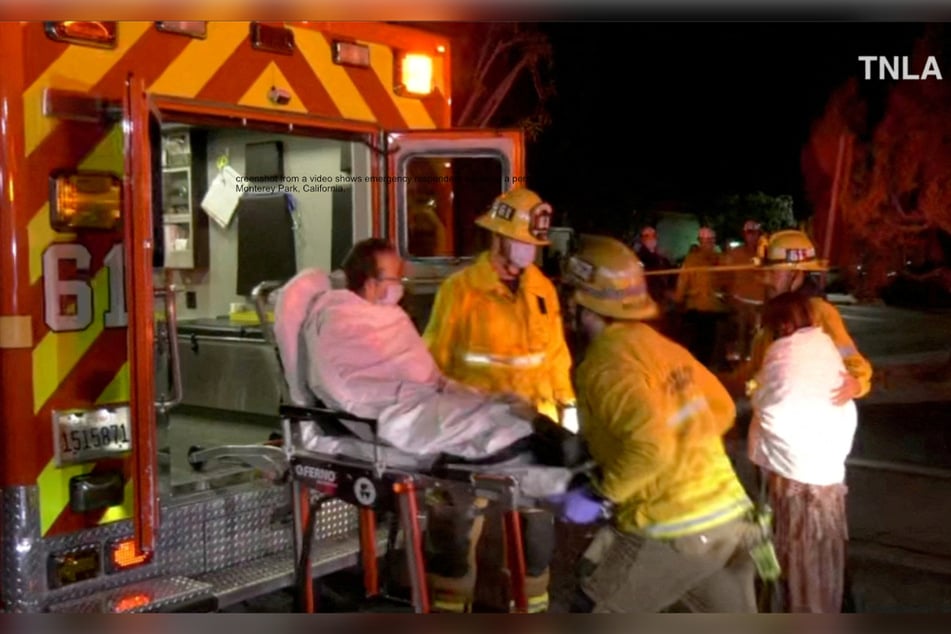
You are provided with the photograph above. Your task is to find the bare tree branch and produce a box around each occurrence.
[455,35,498,125]
[448,23,556,137]
[458,36,521,125]
[474,57,531,127]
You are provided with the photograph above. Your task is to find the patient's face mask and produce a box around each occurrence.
[377,281,404,306]
[504,238,537,270]
[371,250,405,306]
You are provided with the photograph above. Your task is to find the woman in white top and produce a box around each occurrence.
[747,291,858,613]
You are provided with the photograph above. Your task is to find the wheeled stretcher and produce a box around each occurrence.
[189,274,587,613]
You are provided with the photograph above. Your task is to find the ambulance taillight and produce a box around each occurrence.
[49,171,122,232]
[107,538,153,573]
[48,545,101,589]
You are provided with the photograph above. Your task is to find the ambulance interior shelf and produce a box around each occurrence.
[161,126,209,270]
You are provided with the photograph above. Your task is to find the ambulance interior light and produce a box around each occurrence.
[333,40,371,68]
[49,171,122,232]
[396,52,434,97]
[45,22,118,48]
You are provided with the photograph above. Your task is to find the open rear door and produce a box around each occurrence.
[123,74,159,554]
[384,129,524,327]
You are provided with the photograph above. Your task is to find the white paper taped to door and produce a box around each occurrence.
[201,165,243,229]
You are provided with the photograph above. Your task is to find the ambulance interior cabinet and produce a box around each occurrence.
[161,127,209,269]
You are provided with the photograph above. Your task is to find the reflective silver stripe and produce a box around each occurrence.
[731,295,765,306]
[461,352,546,368]
[665,396,709,429]
[642,499,753,539]
[838,345,858,358]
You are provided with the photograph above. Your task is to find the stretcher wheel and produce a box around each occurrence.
[188,445,206,471]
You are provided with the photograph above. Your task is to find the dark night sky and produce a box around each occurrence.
[520,22,928,232]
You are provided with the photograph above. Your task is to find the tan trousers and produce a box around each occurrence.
[578,518,759,613]
[424,489,551,612]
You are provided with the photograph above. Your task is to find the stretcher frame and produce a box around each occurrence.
[188,280,534,613]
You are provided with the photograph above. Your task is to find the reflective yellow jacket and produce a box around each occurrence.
[723,296,873,399]
[423,252,575,421]
[674,249,729,313]
[723,244,766,305]
[576,321,752,537]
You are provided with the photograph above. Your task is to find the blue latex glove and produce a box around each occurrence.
[547,485,610,525]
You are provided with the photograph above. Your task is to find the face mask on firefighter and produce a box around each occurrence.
[504,238,537,269]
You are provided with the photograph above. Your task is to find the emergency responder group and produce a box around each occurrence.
[338,187,870,613]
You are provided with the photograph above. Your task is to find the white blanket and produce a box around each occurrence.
[301,289,535,459]
[272,268,576,497]
[748,326,858,485]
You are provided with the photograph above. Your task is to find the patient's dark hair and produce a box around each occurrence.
[763,291,816,339]
[342,238,396,293]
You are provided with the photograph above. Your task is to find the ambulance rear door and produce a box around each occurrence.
[384,129,524,330]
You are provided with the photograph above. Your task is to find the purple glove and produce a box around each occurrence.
[547,485,610,525]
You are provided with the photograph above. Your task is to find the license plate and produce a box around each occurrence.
[53,405,132,466]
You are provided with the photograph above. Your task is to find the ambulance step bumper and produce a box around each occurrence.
[197,530,389,609]
[47,576,217,613]
[46,529,389,613]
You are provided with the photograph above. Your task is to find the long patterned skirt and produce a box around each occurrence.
[766,470,849,613]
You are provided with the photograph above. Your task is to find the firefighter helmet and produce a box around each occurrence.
[475,188,552,246]
[762,230,828,271]
[565,234,659,320]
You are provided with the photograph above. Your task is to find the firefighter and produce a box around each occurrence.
[422,187,576,425]
[722,220,768,361]
[674,227,729,367]
[721,230,873,404]
[635,226,675,305]
[421,188,573,614]
[635,226,677,338]
[551,235,759,613]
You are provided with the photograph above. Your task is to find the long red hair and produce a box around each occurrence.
[763,292,816,339]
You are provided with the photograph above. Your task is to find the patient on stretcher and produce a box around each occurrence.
[273,240,586,493]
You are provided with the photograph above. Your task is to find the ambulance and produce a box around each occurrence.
[0,20,524,612]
